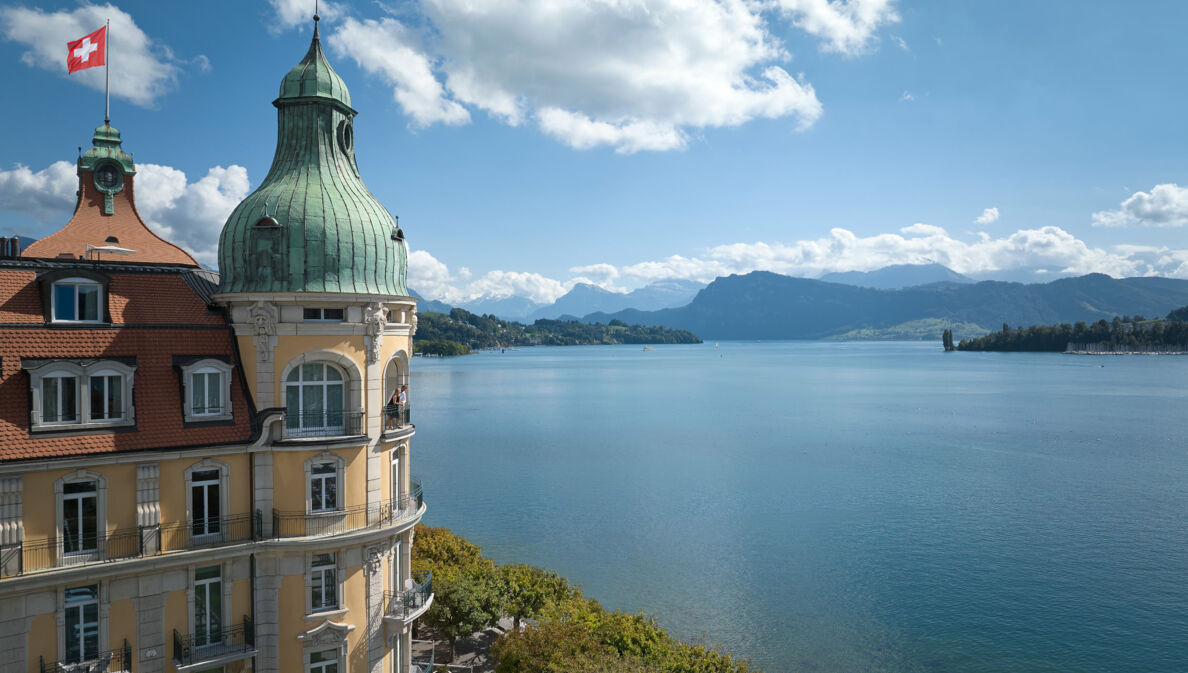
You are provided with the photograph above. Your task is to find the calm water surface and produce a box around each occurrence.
[412,341,1188,673]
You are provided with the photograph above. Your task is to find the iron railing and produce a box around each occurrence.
[173,616,254,668]
[385,570,433,621]
[383,404,411,431]
[41,638,131,673]
[271,482,423,538]
[1,514,258,578]
[281,410,365,439]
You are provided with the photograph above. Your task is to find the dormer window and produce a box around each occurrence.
[303,307,344,322]
[52,279,103,322]
[24,359,136,431]
[179,358,234,423]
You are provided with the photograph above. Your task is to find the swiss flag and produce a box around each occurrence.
[67,26,105,73]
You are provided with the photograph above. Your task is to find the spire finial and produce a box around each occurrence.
[312,0,320,37]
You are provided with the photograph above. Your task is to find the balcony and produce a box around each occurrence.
[384,570,433,622]
[282,410,365,440]
[1,513,259,578]
[270,481,423,538]
[173,616,255,670]
[41,639,130,673]
[382,404,411,434]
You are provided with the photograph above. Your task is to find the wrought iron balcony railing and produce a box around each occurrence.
[385,570,433,621]
[270,481,423,538]
[1,513,259,578]
[173,616,254,668]
[282,410,365,439]
[383,404,411,432]
[41,638,130,673]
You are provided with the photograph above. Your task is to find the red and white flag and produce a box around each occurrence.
[67,26,106,73]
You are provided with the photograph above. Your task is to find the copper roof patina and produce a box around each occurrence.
[217,21,408,296]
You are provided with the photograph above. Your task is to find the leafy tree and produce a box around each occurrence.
[424,565,504,661]
[412,524,491,574]
[499,564,574,632]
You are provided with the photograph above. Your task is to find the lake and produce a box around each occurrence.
[411,341,1188,673]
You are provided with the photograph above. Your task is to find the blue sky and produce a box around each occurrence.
[1,0,1187,304]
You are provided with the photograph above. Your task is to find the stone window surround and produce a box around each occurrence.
[184,459,231,541]
[279,350,365,415]
[25,360,137,432]
[383,351,410,408]
[306,549,345,617]
[57,579,110,665]
[305,452,345,515]
[187,560,233,643]
[298,620,354,673]
[54,470,108,563]
[181,358,234,423]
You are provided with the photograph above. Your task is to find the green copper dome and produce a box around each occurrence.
[277,22,352,110]
[217,24,407,296]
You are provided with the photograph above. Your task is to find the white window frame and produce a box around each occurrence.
[54,471,107,565]
[41,370,80,426]
[305,453,346,515]
[51,278,104,323]
[309,552,339,613]
[28,361,136,431]
[309,648,339,673]
[184,460,230,545]
[59,583,108,666]
[309,462,339,513]
[193,565,224,647]
[286,362,348,436]
[181,359,234,422]
[303,307,345,322]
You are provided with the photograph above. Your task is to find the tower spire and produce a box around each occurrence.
[313,0,319,37]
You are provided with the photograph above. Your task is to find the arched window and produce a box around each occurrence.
[285,363,345,435]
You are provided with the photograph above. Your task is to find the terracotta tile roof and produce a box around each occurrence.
[0,265,256,463]
[21,176,199,266]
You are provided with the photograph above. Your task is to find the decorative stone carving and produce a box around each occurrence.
[363,302,385,365]
[410,309,418,337]
[250,300,279,362]
[364,544,386,574]
[298,620,355,646]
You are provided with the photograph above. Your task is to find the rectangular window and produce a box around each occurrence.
[191,371,223,415]
[303,307,344,322]
[191,470,221,538]
[310,553,338,612]
[63,584,99,663]
[89,374,123,421]
[310,648,339,673]
[43,375,79,424]
[194,566,223,646]
[310,463,338,512]
[62,481,97,554]
[52,283,101,322]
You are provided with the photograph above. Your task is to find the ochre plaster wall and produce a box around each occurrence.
[109,596,136,652]
[272,447,367,513]
[28,613,56,673]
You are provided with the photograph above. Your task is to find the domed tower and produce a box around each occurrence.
[214,18,427,673]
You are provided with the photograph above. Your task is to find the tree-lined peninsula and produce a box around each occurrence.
[414,308,701,355]
[955,307,1188,352]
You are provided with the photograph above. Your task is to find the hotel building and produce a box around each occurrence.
[0,19,429,673]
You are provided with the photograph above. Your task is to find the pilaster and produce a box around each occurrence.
[254,452,274,537]
[366,349,383,509]
[254,554,281,673]
[135,573,166,673]
[365,544,387,673]
[0,477,22,576]
[136,463,160,555]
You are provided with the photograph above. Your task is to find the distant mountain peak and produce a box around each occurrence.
[820,263,973,290]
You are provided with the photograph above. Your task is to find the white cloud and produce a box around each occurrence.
[268,0,340,33]
[899,90,914,102]
[568,263,620,285]
[0,160,248,266]
[1092,183,1188,228]
[0,4,180,107]
[299,0,830,152]
[900,223,947,237]
[409,249,569,304]
[328,17,470,127]
[975,207,1000,225]
[774,0,900,56]
[892,35,909,51]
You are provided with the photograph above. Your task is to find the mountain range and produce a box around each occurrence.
[819,263,974,289]
[412,278,705,321]
[583,271,1188,340]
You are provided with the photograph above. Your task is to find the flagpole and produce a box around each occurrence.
[104,19,110,124]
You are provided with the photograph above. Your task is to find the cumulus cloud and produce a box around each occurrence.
[328,17,470,127]
[774,0,900,56]
[408,224,1188,304]
[0,4,180,107]
[975,207,999,225]
[1092,184,1188,228]
[409,249,570,304]
[289,0,844,152]
[0,160,248,266]
[267,0,340,33]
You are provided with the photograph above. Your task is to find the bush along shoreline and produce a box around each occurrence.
[413,308,701,356]
[413,525,754,673]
